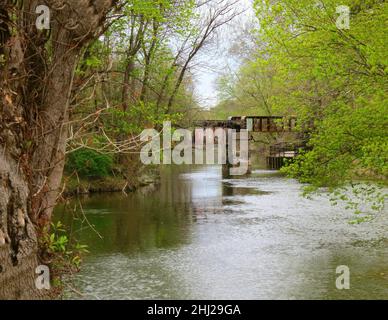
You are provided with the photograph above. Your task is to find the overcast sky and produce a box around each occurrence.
[194,0,255,109]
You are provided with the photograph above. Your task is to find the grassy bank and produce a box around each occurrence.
[62,148,160,197]
[61,168,160,197]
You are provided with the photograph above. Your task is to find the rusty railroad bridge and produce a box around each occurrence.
[193,116,304,171]
[194,116,298,133]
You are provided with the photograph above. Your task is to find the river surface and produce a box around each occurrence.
[55,165,388,299]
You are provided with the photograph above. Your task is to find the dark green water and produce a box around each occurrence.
[55,165,388,299]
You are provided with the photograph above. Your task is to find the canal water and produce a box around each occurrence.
[55,165,388,299]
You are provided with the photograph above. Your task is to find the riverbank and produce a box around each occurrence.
[61,167,160,197]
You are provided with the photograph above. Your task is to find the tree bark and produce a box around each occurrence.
[0,142,41,299]
[122,57,136,111]
[0,0,115,299]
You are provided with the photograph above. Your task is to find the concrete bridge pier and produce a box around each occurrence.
[222,132,252,179]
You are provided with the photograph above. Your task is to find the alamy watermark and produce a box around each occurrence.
[140,122,250,176]
[336,265,350,290]
[336,5,350,30]
[35,5,50,30]
[35,265,51,290]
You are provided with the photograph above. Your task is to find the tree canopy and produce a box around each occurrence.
[216,0,387,188]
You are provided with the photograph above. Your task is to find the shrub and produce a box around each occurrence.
[66,148,113,178]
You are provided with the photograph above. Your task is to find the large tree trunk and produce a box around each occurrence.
[0,0,115,300]
[122,57,136,111]
[0,143,41,299]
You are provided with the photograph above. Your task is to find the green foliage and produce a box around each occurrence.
[101,102,183,135]
[330,183,386,224]
[47,221,89,269]
[40,221,90,289]
[253,0,387,186]
[69,0,198,146]
[66,148,114,178]
[218,0,387,187]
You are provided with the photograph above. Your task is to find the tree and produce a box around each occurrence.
[254,0,387,187]
[217,0,387,188]
[0,0,116,299]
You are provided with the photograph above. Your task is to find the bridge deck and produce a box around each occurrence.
[194,116,297,133]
